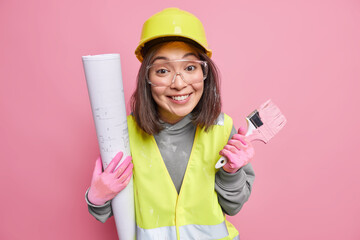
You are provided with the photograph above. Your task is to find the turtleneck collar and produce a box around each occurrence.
[158,114,194,135]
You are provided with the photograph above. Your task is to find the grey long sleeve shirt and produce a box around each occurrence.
[86,113,255,222]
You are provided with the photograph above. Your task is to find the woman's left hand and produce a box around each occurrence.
[219,126,255,174]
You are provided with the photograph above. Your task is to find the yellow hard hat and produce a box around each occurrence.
[135,8,212,62]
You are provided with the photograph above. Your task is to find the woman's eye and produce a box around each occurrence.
[156,69,168,74]
[185,65,196,71]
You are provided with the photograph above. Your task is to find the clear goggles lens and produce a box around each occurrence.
[146,59,208,87]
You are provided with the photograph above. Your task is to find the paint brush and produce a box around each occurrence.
[215,99,287,169]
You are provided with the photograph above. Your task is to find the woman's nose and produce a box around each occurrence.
[170,73,188,89]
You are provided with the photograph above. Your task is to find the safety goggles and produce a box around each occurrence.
[146,59,208,87]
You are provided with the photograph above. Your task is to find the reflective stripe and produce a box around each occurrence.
[179,221,229,240]
[136,225,177,240]
[215,113,224,126]
[136,222,238,240]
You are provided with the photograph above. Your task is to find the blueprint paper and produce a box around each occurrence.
[82,54,135,240]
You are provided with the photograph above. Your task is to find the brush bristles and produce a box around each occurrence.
[256,99,287,141]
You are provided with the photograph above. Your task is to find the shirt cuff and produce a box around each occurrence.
[216,168,247,191]
[85,187,111,208]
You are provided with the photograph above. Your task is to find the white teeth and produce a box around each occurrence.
[172,94,189,101]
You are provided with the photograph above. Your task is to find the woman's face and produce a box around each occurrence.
[149,42,204,124]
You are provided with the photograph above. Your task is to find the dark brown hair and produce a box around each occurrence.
[131,39,222,135]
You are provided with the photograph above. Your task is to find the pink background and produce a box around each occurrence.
[1,0,359,239]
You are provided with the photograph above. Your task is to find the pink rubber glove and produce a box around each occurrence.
[88,151,133,206]
[219,127,255,174]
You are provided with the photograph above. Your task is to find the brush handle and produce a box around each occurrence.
[215,118,255,169]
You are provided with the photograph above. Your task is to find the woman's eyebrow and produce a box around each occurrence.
[151,56,168,63]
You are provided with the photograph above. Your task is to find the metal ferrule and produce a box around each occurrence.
[247,110,263,128]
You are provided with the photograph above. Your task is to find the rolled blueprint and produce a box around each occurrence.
[82,54,135,240]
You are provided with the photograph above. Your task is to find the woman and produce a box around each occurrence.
[86,8,255,240]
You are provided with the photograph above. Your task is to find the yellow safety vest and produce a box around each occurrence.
[127,114,240,240]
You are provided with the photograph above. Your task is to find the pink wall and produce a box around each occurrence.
[1,0,359,239]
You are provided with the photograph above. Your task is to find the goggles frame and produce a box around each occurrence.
[145,59,208,87]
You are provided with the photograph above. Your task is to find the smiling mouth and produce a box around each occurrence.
[171,94,190,101]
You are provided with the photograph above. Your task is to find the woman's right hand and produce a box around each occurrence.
[87,151,133,206]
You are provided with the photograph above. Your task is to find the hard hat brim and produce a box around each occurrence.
[135,34,212,62]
